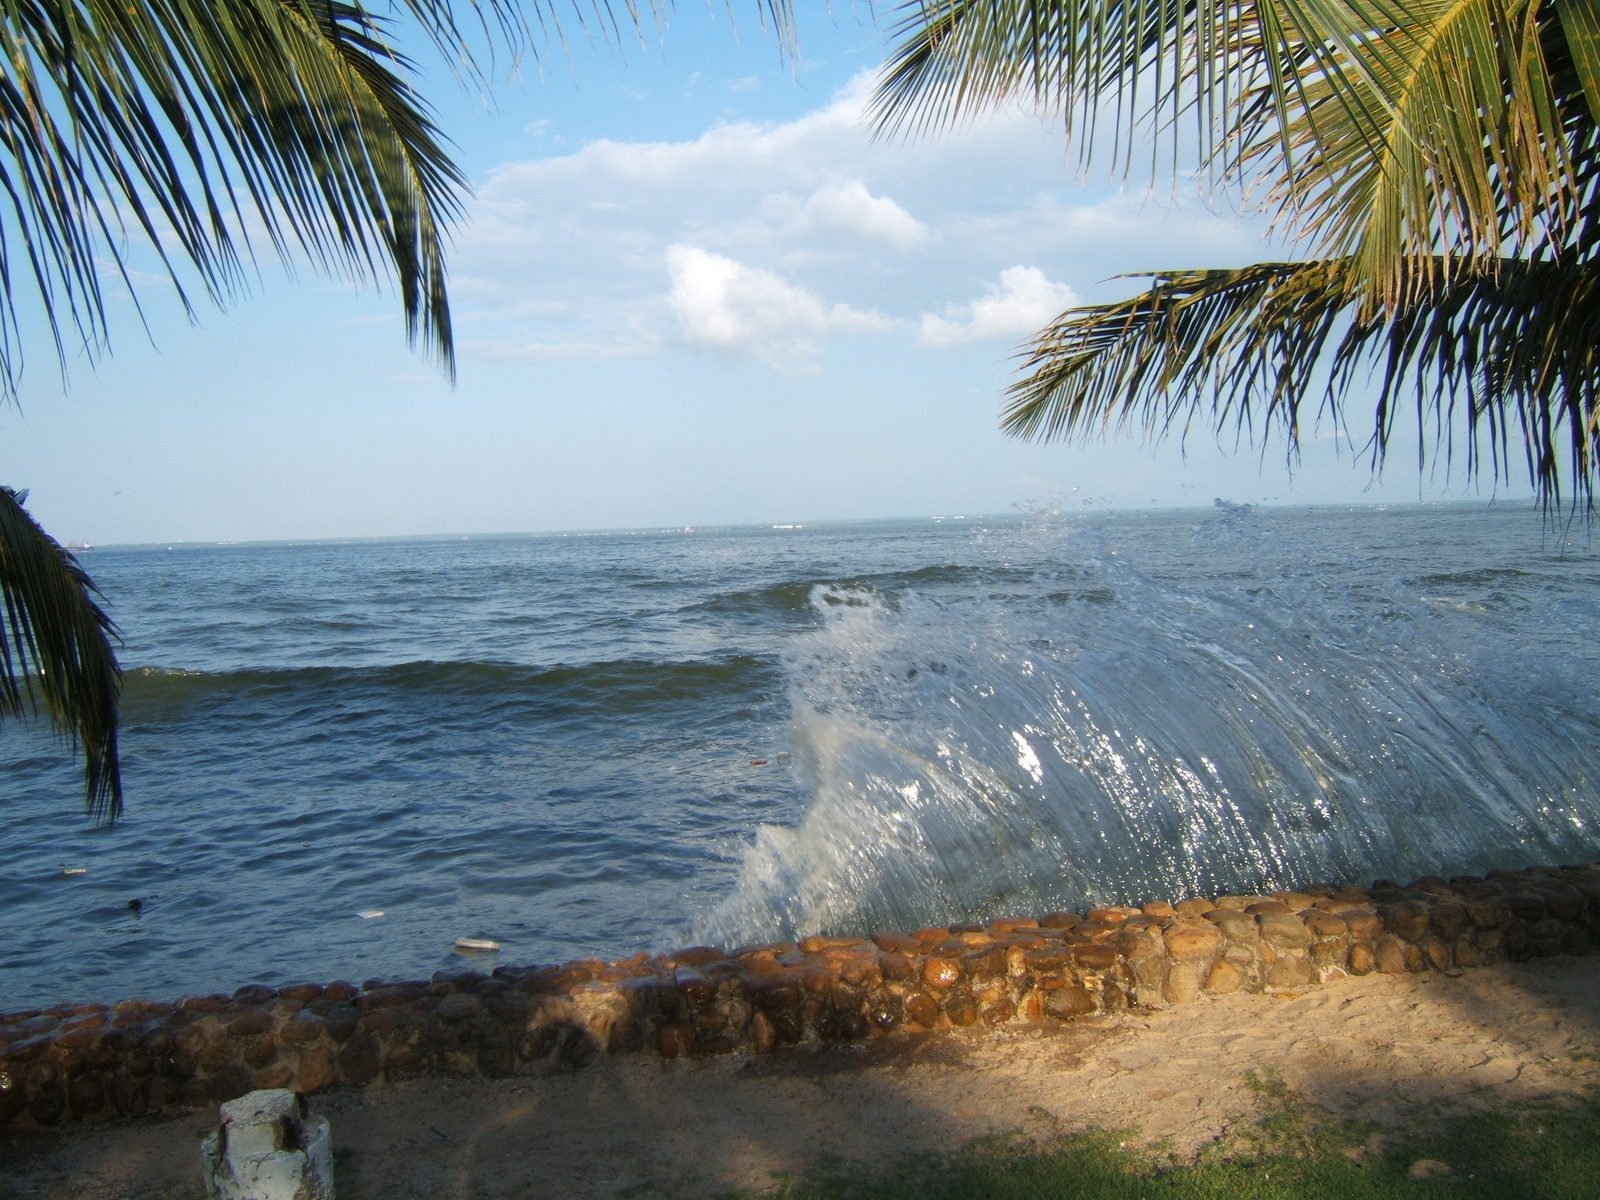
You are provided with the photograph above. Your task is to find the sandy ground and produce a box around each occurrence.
[5,955,1599,1199]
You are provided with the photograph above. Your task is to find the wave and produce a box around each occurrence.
[695,522,1600,946]
[121,654,779,721]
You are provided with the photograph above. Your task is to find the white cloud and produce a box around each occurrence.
[666,244,894,368]
[450,69,1276,371]
[798,181,926,248]
[918,266,1078,347]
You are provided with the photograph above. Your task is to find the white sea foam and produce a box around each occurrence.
[696,513,1600,945]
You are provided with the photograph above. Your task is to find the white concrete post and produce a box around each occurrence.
[200,1089,335,1200]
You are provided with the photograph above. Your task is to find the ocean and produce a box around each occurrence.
[3,503,1598,1011]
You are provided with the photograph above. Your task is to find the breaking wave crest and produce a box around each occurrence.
[696,516,1600,945]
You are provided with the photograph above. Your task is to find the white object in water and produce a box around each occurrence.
[200,1089,334,1200]
[61,867,87,877]
[454,937,500,953]
[356,910,384,920]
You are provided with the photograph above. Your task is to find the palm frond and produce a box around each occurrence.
[0,486,121,821]
[1004,257,1600,507]
[0,0,477,390]
[873,1,1596,310]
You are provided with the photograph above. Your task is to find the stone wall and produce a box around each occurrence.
[4,862,1598,1130]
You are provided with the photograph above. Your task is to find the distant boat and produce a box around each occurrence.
[64,539,93,552]
[1213,498,1255,514]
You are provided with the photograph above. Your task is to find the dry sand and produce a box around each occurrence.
[5,955,1598,1199]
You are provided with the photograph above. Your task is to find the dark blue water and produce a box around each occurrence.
[4,505,1598,1010]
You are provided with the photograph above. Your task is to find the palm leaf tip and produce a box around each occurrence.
[0,487,123,822]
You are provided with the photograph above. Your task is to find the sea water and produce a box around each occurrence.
[3,504,1597,1010]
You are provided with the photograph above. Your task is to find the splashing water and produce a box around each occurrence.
[695,509,1600,945]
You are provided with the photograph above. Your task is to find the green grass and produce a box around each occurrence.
[744,1074,1600,1200]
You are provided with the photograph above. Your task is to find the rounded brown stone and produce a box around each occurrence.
[295,1045,336,1094]
[252,1063,295,1091]
[944,991,979,1027]
[1257,912,1313,950]
[767,1009,804,1045]
[1266,956,1313,989]
[106,1072,147,1117]
[989,917,1040,933]
[1174,898,1215,918]
[179,995,233,1014]
[436,993,483,1024]
[29,1083,67,1125]
[1164,962,1201,1004]
[961,948,1006,980]
[748,974,804,1012]
[1085,905,1140,925]
[1543,886,1587,922]
[1335,907,1383,940]
[54,1027,99,1050]
[1024,947,1073,972]
[356,984,424,1013]
[1374,937,1408,974]
[1111,928,1162,961]
[1348,942,1376,975]
[1141,900,1178,919]
[1071,943,1119,970]
[1428,903,1469,941]
[1423,936,1454,970]
[1454,937,1484,968]
[877,951,915,981]
[980,997,1015,1026]
[322,1006,360,1044]
[1302,912,1348,940]
[838,957,880,987]
[1214,894,1262,911]
[903,991,940,1028]
[921,957,962,989]
[279,1013,325,1047]
[1043,984,1096,1020]
[242,1037,278,1070]
[1378,901,1430,943]
[1205,959,1245,994]
[68,1073,107,1120]
[1164,921,1223,962]
[226,1010,274,1038]
[655,1022,696,1058]
[337,1032,381,1086]
[1506,892,1548,922]
[232,985,277,1006]
[1245,900,1292,916]
[872,933,921,953]
[1037,912,1081,929]
[750,1010,777,1053]
[1206,912,1259,947]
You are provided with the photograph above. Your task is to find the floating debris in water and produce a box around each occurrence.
[453,937,499,953]
[357,910,384,920]
[60,867,86,877]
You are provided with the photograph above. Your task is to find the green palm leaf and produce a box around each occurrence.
[1004,257,1600,504]
[0,487,121,821]
[875,1,1599,506]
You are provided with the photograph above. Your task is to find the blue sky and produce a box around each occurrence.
[2,6,1526,545]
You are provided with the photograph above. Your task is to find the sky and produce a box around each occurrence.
[2,5,1531,546]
